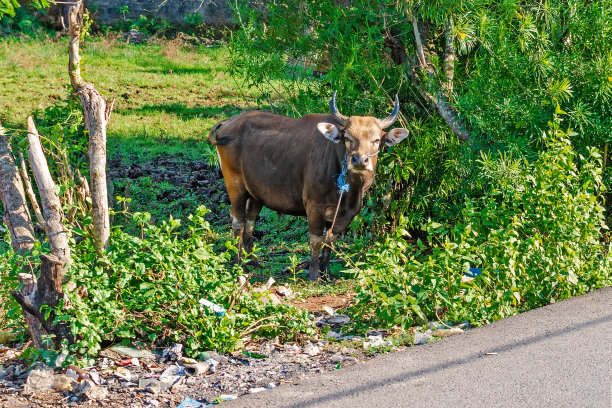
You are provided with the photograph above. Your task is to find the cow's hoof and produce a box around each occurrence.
[308,268,320,281]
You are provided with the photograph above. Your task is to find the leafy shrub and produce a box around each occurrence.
[1,206,313,358]
[229,0,612,230]
[350,123,611,330]
[63,206,314,357]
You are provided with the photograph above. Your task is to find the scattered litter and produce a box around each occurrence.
[124,29,148,44]
[303,343,320,356]
[413,331,432,345]
[89,369,104,385]
[159,365,185,388]
[327,330,342,339]
[205,358,219,373]
[199,299,226,316]
[53,374,74,392]
[237,276,248,289]
[23,367,57,392]
[54,350,69,368]
[162,343,184,362]
[283,344,301,354]
[330,354,344,363]
[363,335,392,350]
[249,387,266,393]
[113,366,133,381]
[72,379,108,400]
[276,285,293,298]
[323,306,335,316]
[335,362,342,370]
[242,351,268,359]
[120,357,140,367]
[426,321,444,330]
[264,277,276,290]
[177,396,205,408]
[486,352,498,356]
[432,328,463,338]
[326,315,350,325]
[110,345,156,360]
[183,361,210,376]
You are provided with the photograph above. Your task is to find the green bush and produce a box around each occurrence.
[229,0,612,229]
[1,206,314,358]
[64,206,314,357]
[350,123,611,330]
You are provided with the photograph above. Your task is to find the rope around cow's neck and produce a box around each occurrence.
[326,152,349,241]
[325,148,379,242]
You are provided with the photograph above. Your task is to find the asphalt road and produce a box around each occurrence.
[229,286,612,408]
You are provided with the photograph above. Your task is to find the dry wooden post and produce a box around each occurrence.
[18,151,45,227]
[0,121,47,347]
[68,0,112,252]
[0,121,36,252]
[11,117,74,348]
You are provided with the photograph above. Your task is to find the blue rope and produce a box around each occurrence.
[337,153,350,193]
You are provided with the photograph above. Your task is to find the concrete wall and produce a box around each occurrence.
[85,0,240,25]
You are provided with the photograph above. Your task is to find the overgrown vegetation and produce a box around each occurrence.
[0,0,611,362]
[229,0,612,329]
[350,121,611,330]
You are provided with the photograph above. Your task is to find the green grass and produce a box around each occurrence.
[0,35,256,164]
[0,34,357,300]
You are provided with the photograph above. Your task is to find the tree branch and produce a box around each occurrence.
[406,10,471,142]
[68,0,111,252]
[19,151,45,228]
[443,19,455,95]
[27,117,71,262]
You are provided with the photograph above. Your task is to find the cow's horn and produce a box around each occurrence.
[377,95,400,129]
[330,91,349,127]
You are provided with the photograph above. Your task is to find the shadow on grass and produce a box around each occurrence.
[138,66,213,75]
[117,103,246,119]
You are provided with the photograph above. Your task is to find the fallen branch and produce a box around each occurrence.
[19,151,45,228]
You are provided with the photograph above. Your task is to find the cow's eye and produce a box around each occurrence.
[373,139,380,144]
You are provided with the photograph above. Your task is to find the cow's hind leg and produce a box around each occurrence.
[228,188,249,264]
[244,198,263,267]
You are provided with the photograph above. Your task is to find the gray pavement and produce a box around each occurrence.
[229,286,612,408]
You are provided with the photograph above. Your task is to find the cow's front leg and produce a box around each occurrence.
[307,207,326,281]
[320,233,337,280]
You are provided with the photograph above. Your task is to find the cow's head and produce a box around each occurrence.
[317,91,409,173]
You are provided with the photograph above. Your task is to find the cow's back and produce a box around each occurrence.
[213,111,342,215]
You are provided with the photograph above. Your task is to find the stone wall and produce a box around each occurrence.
[85,0,241,25]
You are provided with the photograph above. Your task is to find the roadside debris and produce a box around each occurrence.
[162,343,184,362]
[413,331,432,345]
[432,327,463,338]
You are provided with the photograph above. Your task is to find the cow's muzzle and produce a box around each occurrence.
[348,153,375,172]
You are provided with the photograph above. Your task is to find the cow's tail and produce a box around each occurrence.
[208,121,225,145]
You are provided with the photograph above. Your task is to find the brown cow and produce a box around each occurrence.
[209,92,408,280]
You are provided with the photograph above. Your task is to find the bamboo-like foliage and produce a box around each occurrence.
[230,0,612,228]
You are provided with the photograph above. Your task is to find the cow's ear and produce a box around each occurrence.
[317,122,341,143]
[383,128,409,146]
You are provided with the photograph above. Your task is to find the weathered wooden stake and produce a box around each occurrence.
[10,118,74,348]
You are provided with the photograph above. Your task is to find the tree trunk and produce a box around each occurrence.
[0,121,46,347]
[9,118,74,348]
[0,121,35,252]
[68,0,112,252]
[397,8,471,142]
[26,117,70,261]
